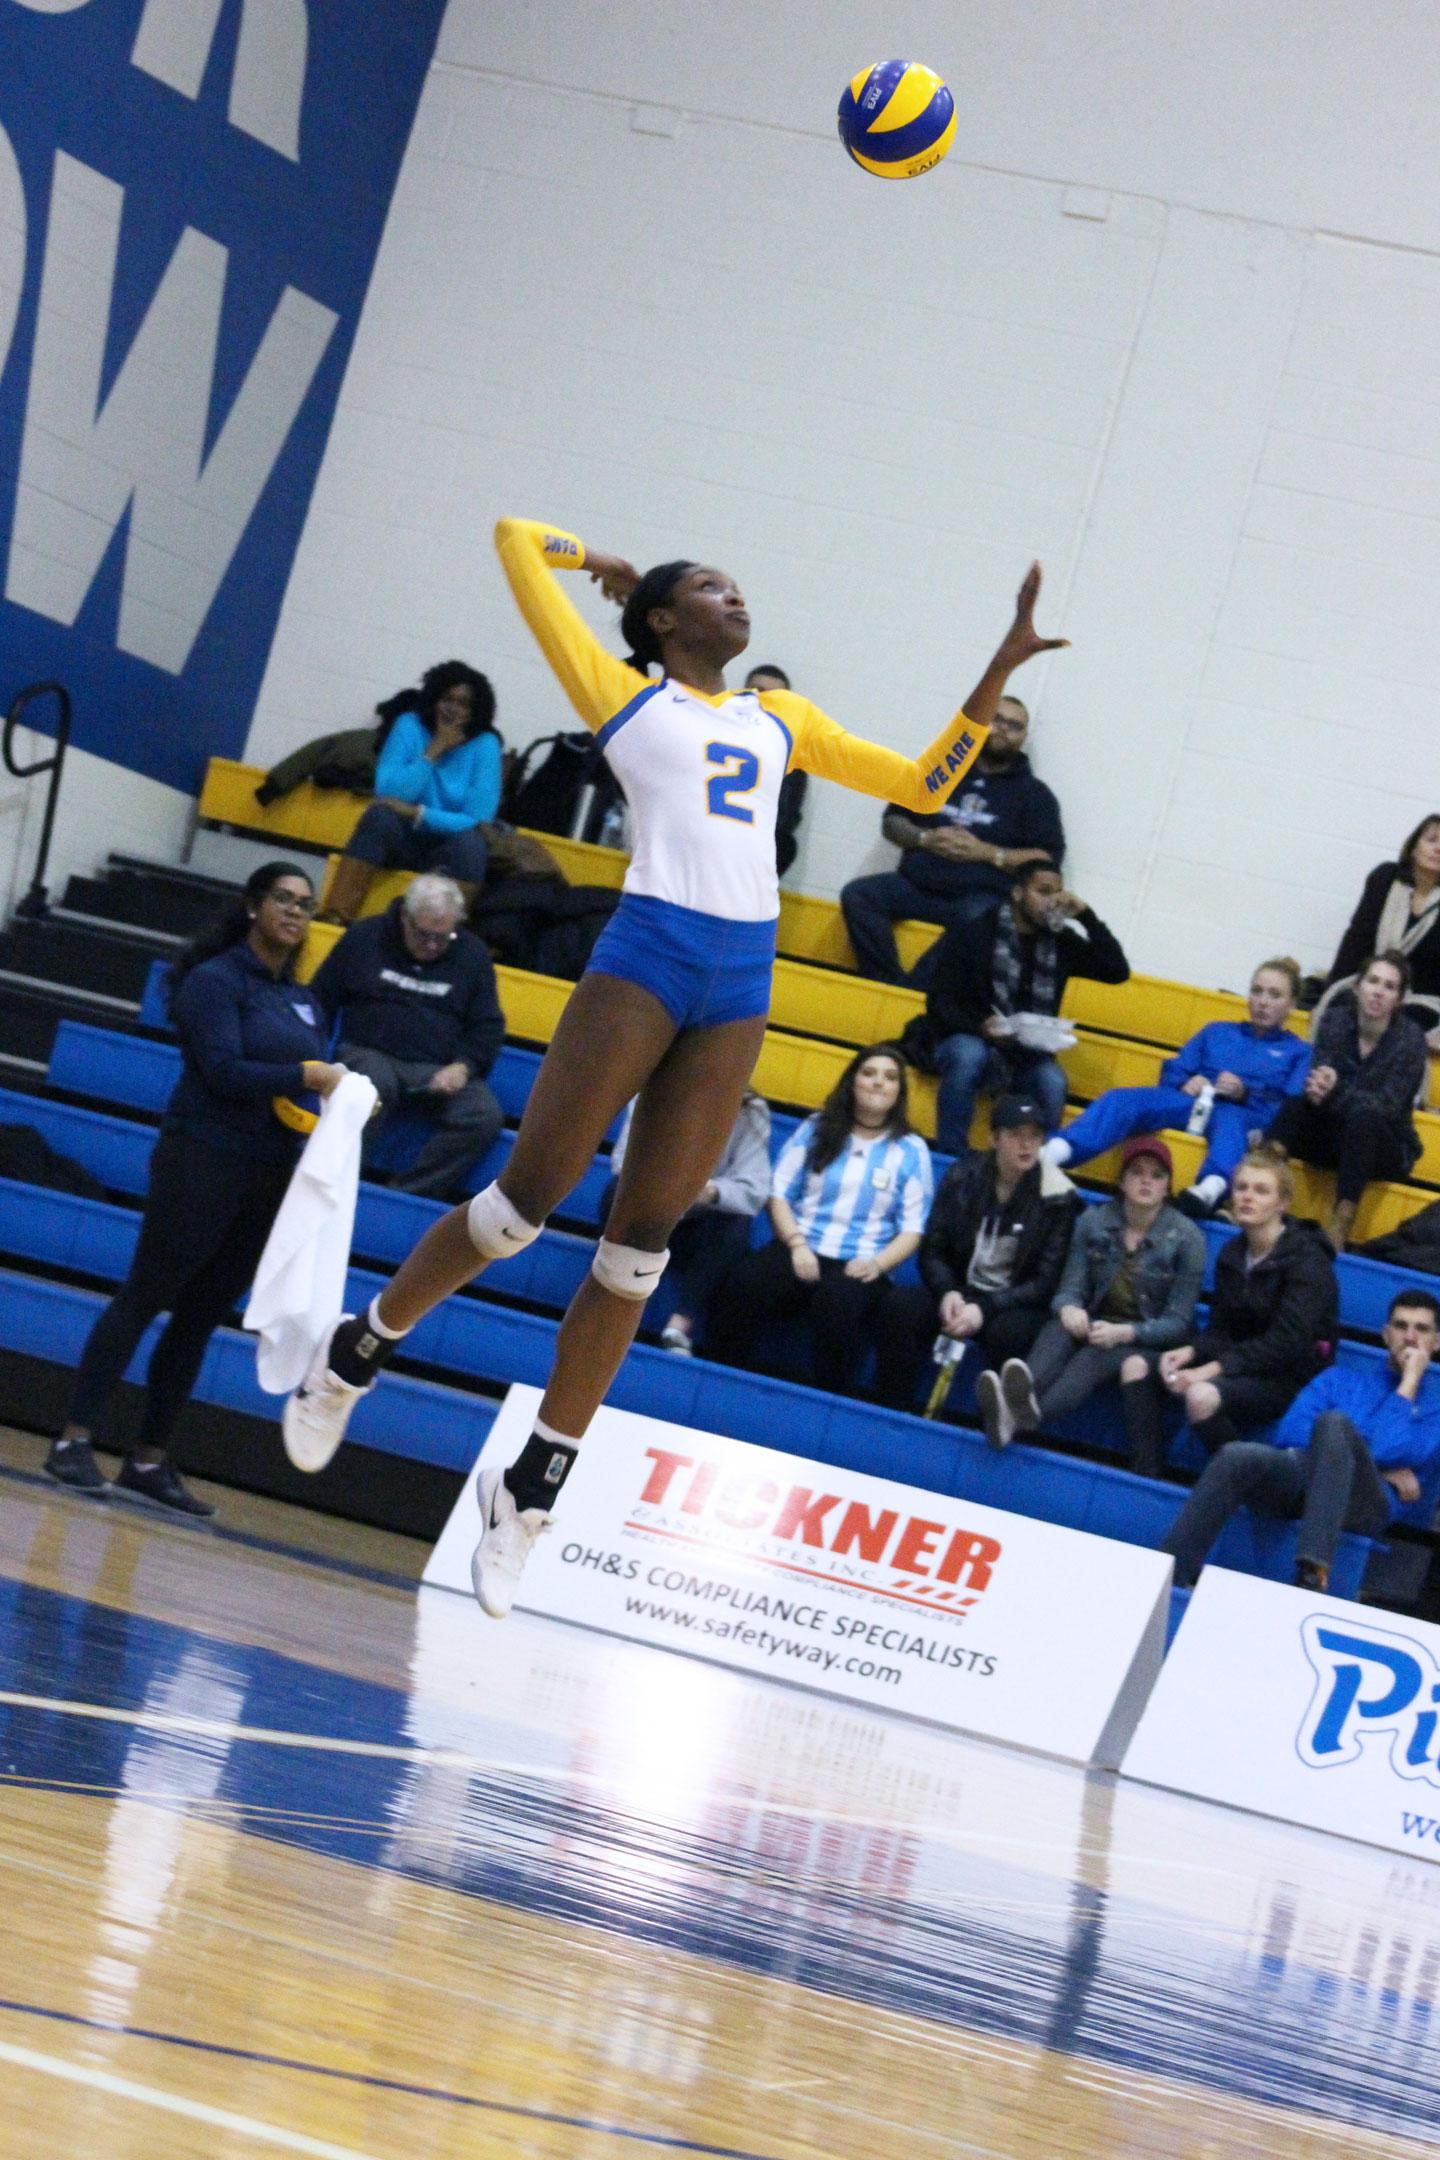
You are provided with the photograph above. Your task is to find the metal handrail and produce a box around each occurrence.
[3,680,71,919]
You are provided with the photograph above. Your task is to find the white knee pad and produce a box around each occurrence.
[466,1181,541,1260]
[592,1237,670,1301]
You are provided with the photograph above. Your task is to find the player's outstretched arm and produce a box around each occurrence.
[783,560,1068,814]
[494,519,646,733]
[959,561,1068,744]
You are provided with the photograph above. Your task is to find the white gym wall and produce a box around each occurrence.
[249,1,1440,991]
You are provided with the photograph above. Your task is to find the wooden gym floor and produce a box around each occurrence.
[0,1422,1435,2159]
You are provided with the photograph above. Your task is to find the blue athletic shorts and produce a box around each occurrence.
[586,893,776,1029]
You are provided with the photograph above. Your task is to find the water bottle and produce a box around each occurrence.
[1186,1081,1216,1136]
[598,802,627,849]
[924,1335,967,1419]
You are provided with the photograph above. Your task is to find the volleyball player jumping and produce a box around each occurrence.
[283,518,1066,1616]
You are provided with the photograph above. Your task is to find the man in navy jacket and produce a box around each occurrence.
[840,698,1065,983]
[1161,1287,1440,1591]
[311,876,505,1198]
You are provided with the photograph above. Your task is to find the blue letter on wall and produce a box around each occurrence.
[0,0,448,791]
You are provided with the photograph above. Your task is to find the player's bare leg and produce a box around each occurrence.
[472,1006,767,1615]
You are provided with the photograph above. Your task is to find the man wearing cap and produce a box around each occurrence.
[980,1134,1206,1459]
[874,1094,1079,1411]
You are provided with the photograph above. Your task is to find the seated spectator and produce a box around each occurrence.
[322,662,501,924]
[310,875,504,1199]
[601,1089,772,1356]
[1121,1143,1338,1473]
[901,859,1129,1157]
[1042,956,1308,1217]
[1161,1288,1440,1593]
[980,1137,1205,1461]
[1326,814,1440,1038]
[840,697,1064,983]
[1267,952,1426,1250]
[744,665,808,876]
[875,1094,1079,1412]
[706,1045,931,1393]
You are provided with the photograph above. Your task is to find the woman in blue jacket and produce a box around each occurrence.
[44,864,346,1516]
[1042,956,1308,1216]
[323,661,501,923]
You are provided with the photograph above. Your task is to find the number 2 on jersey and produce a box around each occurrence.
[705,741,760,824]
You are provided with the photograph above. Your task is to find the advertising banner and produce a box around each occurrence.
[424,1387,1172,1767]
[1124,1568,1440,1862]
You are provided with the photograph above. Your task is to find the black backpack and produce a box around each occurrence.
[469,876,620,981]
[499,731,623,841]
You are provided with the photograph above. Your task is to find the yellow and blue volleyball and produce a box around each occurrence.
[837,60,956,179]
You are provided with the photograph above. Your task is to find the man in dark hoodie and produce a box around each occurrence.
[840,697,1065,983]
[311,874,505,1198]
[874,1094,1080,1410]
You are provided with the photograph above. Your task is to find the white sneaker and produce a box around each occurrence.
[659,1320,694,1356]
[471,1466,551,1619]
[976,1368,1014,1451]
[1001,1358,1042,1433]
[281,1317,372,1473]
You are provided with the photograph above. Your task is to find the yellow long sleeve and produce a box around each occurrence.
[773,694,988,813]
[493,518,647,733]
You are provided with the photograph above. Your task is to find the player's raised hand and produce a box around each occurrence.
[1001,562,1069,670]
[586,552,640,606]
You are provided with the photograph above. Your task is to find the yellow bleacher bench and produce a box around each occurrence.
[221,759,1440,1222]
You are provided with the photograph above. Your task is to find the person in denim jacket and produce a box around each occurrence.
[977,1136,1205,1458]
[1122,1141,1338,1478]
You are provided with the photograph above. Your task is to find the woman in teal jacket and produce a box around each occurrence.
[323,661,501,922]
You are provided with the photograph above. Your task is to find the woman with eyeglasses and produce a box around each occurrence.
[44,862,347,1515]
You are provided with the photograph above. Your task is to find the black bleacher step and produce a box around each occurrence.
[108,853,244,901]
[64,871,217,941]
[0,979,147,1064]
[0,917,163,1002]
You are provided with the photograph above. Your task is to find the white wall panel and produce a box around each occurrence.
[247,4,1440,995]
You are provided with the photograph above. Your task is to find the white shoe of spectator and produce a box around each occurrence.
[282,1318,372,1473]
[471,1466,551,1619]
[660,1320,694,1356]
[976,1369,1013,1451]
[1001,1359,1042,1433]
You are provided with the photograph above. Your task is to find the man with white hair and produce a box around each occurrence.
[311,874,505,1198]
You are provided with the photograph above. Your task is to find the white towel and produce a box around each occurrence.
[244,1071,378,1393]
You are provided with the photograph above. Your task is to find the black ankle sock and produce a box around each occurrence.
[504,1431,578,1513]
[328,1310,399,1388]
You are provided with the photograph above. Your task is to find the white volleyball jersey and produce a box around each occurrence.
[494,518,991,926]
[597,678,791,921]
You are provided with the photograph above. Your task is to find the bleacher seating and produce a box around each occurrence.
[0,1174,1376,1600]
[191,757,1440,1238]
[7,999,1427,1592]
[6,788,1436,1605]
